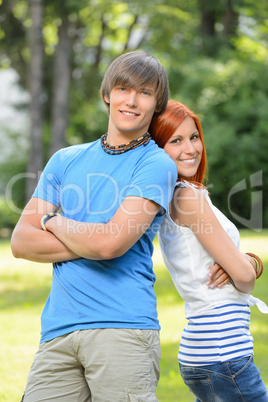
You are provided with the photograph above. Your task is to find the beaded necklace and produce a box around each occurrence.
[101,132,151,155]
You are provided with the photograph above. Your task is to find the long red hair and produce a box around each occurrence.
[149,100,207,185]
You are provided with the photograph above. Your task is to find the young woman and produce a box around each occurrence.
[150,100,268,401]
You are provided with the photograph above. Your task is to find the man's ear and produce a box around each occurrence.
[104,94,110,104]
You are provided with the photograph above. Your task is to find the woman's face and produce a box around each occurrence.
[163,116,203,178]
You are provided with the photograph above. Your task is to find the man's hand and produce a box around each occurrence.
[206,262,232,289]
[11,197,79,263]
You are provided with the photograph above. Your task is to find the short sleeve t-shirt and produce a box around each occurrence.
[33,138,177,342]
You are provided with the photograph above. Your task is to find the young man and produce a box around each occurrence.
[11,51,177,402]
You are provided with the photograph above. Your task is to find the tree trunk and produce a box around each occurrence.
[198,0,216,37]
[49,16,71,156]
[26,0,44,200]
[124,15,138,51]
[223,0,239,39]
[94,14,106,69]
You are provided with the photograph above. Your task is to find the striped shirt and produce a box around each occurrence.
[178,303,253,366]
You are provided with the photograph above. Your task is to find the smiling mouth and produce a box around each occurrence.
[120,110,139,116]
[180,158,196,164]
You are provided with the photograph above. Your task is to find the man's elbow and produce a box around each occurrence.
[89,238,127,260]
[10,230,31,259]
[10,237,23,259]
[99,247,125,260]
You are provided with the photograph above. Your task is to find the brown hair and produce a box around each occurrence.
[100,51,169,116]
[150,100,207,185]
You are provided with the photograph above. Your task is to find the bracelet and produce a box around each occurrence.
[40,212,61,231]
[246,252,263,279]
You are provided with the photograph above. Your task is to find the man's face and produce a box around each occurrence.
[105,84,157,139]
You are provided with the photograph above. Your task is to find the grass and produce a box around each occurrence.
[0,230,268,401]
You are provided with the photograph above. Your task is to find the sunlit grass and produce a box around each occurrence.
[0,230,267,401]
[0,240,52,402]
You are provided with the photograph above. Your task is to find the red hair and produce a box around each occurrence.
[149,100,207,185]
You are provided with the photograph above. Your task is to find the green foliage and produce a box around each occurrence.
[1,0,268,229]
[168,49,268,229]
[0,197,20,233]
[0,129,28,231]
[67,100,109,144]
[0,157,27,232]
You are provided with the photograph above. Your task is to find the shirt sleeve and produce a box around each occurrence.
[32,150,63,207]
[124,153,177,213]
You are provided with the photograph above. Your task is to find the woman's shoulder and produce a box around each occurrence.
[170,180,212,227]
[175,181,208,205]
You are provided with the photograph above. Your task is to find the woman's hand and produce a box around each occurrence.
[206,262,232,288]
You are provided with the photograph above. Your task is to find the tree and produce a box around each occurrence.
[27,0,44,199]
[1,0,268,229]
[49,16,71,156]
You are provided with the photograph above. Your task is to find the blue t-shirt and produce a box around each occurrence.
[33,138,177,342]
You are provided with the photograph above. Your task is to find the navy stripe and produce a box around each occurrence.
[220,347,253,356]
[212,303,249,309]
[188,318,250,326]
[179,353,251,365]
[179,351,221,357]
[179,358,219,365]
[189,310,250,320]
[181,333,246,342]
[179,346,253,358]
[180,340,253,350]
[183,325,250,334]
[180,344,219,349]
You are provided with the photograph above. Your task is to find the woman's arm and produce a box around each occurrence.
[11,197,79,263]
[171,186,256,293]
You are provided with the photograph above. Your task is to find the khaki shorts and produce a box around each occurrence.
[22,328,161,402]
